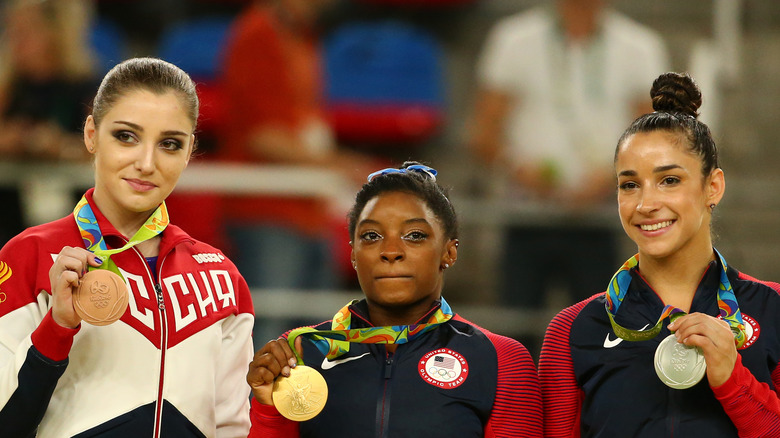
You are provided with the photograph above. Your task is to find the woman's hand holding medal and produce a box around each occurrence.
[247,337,303,405]
[48,247,104,329]
[668,312,739,387]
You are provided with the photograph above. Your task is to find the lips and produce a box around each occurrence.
[124,178,157,192]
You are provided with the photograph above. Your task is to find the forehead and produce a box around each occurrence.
[101,89,193,128]
[359,191,436,223]
[616,131,699,169]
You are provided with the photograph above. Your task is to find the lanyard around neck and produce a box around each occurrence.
[605,249,747,348]
[73,195,169,278]
[287,298,454,364]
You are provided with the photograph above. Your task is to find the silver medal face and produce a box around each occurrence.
[654,334,707,389]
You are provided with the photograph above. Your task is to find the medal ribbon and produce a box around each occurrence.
[73,195,169,278]
[287,298,454,365]
[605,249,747,348]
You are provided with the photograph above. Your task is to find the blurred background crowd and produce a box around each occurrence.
[1,0,779,359]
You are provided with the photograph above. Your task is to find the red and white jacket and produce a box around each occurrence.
[0,189,254,437]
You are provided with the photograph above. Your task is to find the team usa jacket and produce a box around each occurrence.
[0,189,254,437]
[248,299,543,438]
[539,257,780,437]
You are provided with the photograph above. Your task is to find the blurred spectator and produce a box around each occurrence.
[218,0,380,293]
[0,0,99,161]
[0,0,99,245]
[468,0,670,327]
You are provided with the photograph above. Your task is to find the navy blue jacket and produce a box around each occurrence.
[540,259,780,437]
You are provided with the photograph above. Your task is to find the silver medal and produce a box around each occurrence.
[654,334,706,389]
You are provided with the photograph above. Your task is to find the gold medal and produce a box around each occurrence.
[272,365,328,421]
[73,269,129,326]
[654,334,706,389]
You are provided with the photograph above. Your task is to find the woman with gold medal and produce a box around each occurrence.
[0,58,254,437]
[246,162,543,437]
[539,72,780,437]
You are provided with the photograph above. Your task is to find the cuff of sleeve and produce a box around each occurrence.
[30,310,80,362]
[710,354,746,398]
[251,397,283,419]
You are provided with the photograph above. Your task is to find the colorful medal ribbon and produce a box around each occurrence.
[287,298,454,364]
[73,195,169,278]
[605,249,747,348]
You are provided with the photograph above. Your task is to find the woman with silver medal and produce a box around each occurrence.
[246,162,543,437]
[539,72,780,437]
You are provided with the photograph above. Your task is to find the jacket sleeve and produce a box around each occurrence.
[215,272,254,437]
[483,333,543,438]
[710,354,780,437]
[0,237,79,436]
[538,302,587,438]
[248,398,299,437]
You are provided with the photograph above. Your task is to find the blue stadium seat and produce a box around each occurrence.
[323,21,446,145]
[89,18,127,75]
[156,16,235,81]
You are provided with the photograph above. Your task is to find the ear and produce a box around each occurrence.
[440,239,459,270]
[83,115,97,154]
[706,168,725,207]
[349,241,356,270]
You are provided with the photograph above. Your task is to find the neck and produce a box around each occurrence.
[638,245,715,312]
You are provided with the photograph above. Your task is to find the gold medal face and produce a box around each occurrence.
[74,270,129,326]
[272,365,328,421]
[654,334,706,389]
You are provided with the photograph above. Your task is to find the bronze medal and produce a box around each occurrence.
[654,334,707,389]
[272,365,328,421]
[73,269,129,326]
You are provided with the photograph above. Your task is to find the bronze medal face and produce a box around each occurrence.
[654,334,707,389]
[272,365,328,421]
[73,270,129,326]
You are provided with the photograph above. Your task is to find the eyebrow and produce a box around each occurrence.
[358,218,431,228]
[618,164,683,177]
[113,121,189,137]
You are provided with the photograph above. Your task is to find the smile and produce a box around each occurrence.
[639,220,673,231]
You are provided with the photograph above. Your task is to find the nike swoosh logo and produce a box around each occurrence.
[603,324,649,348]
[321,352,371,370]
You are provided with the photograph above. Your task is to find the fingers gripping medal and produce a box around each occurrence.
[272,328,328,421]
[74,268,129,326]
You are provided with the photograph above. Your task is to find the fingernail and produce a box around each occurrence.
[282,366,290,377]
[94,256,103,265]
[289,358,297,368]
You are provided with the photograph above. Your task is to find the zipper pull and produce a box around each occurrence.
[154,284,165,310]
[384,357,393,379]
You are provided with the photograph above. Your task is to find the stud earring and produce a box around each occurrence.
[710,203,717,211]
[442,263,450,269]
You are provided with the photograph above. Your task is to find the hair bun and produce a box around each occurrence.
[650,72,702,118]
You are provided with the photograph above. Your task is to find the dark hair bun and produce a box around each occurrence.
[650,72,702,118]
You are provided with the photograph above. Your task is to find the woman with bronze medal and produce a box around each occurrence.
[539,72,780,437]
[246,162,543,437]
[0,58,254,437]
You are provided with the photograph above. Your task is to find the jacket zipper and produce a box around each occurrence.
[131,246,169,438]
[377,351,394,438]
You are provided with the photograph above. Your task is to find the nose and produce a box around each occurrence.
[380,237,404,263]
[135,143,156,174]
[636,187,661,214]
